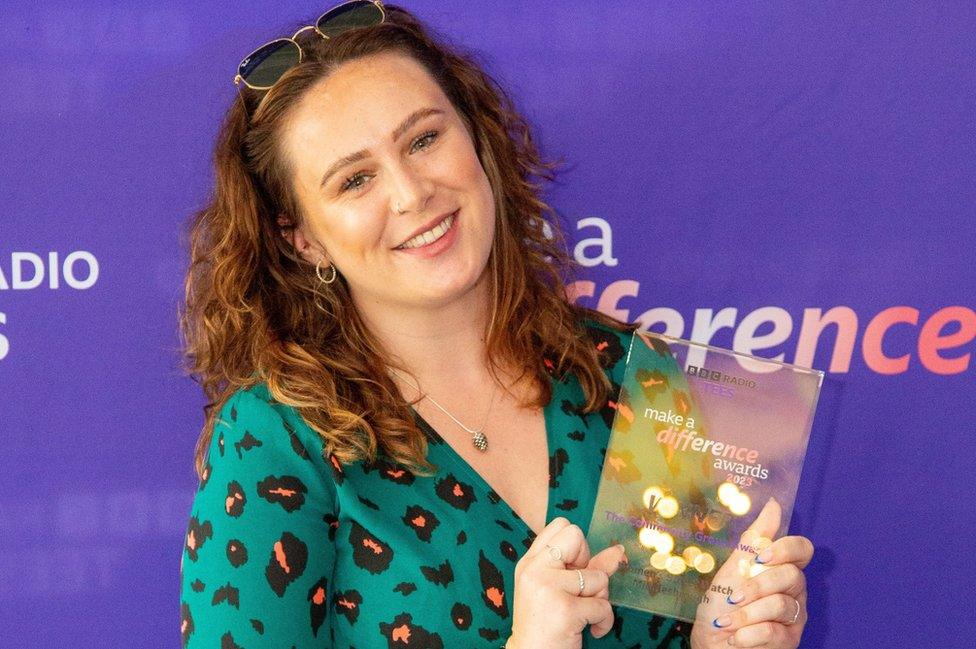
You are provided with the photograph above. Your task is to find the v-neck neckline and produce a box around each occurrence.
[411,369,572,538]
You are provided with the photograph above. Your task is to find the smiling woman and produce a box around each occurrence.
[277,50,496,312]
[176,4,809,649]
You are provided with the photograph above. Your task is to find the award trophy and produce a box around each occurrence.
[585,331,823,622]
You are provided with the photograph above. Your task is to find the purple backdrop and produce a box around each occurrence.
[1,1,973,647]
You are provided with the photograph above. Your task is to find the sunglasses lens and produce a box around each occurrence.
[317,1,384,38]
[239,39,301,89]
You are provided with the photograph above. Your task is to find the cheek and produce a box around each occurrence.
[452,150,494,213]
[316,209,387,257]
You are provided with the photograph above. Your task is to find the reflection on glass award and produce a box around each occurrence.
[585,331,823,622]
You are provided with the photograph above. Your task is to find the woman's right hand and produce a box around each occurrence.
[507,517,628,648]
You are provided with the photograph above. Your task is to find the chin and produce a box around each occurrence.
[419,265,489,307]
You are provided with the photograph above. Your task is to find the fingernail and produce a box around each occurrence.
[726,590,744,605]
[756,548,773,564]
[712,615,732,628]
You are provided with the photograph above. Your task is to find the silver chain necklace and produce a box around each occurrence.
[389,367,498,452]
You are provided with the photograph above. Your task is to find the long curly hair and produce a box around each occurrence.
[179,4,633,479]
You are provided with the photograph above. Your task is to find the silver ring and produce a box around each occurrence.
[786,597,801,625]
[545,544,563,562]
[575,568,585,596]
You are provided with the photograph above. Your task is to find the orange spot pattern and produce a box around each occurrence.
[312,587,325,605]
[485,586,504,608]
[391,623,411,642]
[362,538,383,554]
[273,541,290,573]
[618,401,635,423]
[675,392,690,415]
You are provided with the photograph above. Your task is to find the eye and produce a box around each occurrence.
[410,130,438,153]
[340,172,371,193]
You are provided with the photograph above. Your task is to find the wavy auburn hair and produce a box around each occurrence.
[179,4,633,479]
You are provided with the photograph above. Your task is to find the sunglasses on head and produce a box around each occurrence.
[234,0,386,91]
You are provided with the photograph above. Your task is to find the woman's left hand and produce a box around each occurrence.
[690,497,814,648]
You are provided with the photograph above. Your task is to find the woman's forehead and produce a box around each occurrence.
[296,52,450,134]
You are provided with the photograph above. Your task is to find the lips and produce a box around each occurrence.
[394,210,458,249]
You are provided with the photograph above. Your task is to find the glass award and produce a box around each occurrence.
[585,331,823,622]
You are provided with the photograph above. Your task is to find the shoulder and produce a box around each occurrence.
[203,382,339,502]
[215,383,325,459]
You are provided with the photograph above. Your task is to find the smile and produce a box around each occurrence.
[395,211,457,250]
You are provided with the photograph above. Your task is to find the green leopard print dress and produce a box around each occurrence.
[179,317,692,648]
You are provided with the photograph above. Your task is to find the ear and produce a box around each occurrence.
[277,214,329,266]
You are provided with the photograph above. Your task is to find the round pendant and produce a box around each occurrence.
[472,430,488,452]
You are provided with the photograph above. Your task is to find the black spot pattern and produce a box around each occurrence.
[379,612,444,648]
[226,539,248,567]
[211,583,239,608]
[403,504,440,542]
[419,560,454,587]
[256,475,307,512]
[349,521,394,574]
[234,431,262,459]
[451,602,472,630]
[334,588,363,625]
[185,517,212,561]
[264,531,307,597]
[307,577,329,637]
[224,481,245,518]
[434,473,477,511]
[394,581,417,596]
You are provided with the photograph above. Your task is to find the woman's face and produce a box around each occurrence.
[280,51,496,313]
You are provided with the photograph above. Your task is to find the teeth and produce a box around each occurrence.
[398,213,455,249]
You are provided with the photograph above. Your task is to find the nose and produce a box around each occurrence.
[388,160,434,216]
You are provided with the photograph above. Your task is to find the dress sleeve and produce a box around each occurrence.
[179,387,338,648]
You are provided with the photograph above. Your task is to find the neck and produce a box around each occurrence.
[351,270,501,393]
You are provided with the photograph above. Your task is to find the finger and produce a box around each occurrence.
[577,597,614,639]
[719,497,783,578]
[755,535,815,570]
[728,564,806,607]
[724,593,804,632]
[525,517,573,560]
[552,567,610,598]
[739,497,782,556]
[727,619,793,648]
[587,544,628,578]
[542,522,590,568]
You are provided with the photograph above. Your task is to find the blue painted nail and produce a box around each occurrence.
[726,590,744,605]
[713,615,731,628]
[755,548,773,564]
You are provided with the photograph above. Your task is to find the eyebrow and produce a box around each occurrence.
[318,107,445,190]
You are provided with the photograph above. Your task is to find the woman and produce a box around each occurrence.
[178,3,814,647]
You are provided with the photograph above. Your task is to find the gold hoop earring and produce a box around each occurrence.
[315,260,337,284]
